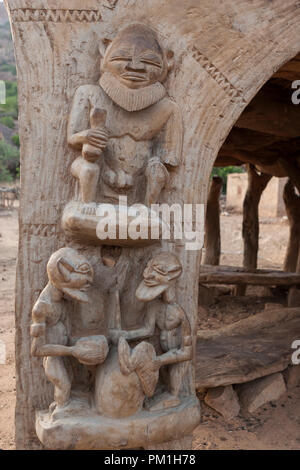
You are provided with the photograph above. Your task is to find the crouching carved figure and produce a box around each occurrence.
[31,247,108,416]
[115,252,192,411]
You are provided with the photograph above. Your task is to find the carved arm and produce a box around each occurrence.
[109,309,156,344]
[161,101,183,168]
[30,298,74,358]
[156,307,192,367]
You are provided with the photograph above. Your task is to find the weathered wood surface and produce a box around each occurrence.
[242,165,272,271]
[6,0,300,449]
[236,87,300,139]
[199,265,300,286]
[196,308,300,388]
[203,176,223,266]
[283,180,300,273]
[288,246,300,307]
[235,165,271,295]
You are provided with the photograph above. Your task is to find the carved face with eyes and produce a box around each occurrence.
[136,252,182,302]
[47,247,94,303]
[101,24,170,90]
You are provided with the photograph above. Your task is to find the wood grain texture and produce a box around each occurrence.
[196,308,300,388]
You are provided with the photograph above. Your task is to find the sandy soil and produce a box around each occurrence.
[0,209,17,450]
[0,209,299,450]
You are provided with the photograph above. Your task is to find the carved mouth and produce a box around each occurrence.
[121,73,147,82]
[80,283,91,292]
[143,279,159,287]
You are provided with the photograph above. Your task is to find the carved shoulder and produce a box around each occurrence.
[32,298,52,323]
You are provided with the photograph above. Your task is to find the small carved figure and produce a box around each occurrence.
[67,23,182,206]
[30,247,108,412]
[113,252,192,409]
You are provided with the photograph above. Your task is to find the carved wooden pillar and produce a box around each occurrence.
[203,176,223,266]
[283,179,300,273]
[5,0,300,450]
[288,246,300,307]
[235,165,271,295]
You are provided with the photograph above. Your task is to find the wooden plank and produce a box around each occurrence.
[235,86,300,138]
[199,265,300,286]
[196,308,300,388]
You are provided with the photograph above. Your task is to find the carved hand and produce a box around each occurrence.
[109,328,128,346]
[71,128,109,151]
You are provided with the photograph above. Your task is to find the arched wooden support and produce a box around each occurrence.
[283,180,300,273]
[235,165,272,295]
[204,176,223,266]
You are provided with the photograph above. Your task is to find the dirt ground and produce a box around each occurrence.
[0,209,299,450]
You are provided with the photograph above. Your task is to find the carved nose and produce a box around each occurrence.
[126,58,145,71]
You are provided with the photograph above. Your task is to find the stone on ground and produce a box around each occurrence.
[283,366,300,389]
[238,373,286,413]
[204,385,240,420]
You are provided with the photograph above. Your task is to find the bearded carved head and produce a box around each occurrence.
[99,24,174,111]
[101,24,173,89]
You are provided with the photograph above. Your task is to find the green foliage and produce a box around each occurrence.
[212,165,245,193]
[0,140,20,182]
[0,63,16,76]
[0,115,15,128]
[0,21,12,40]
[11,133,20,147]
[0,81,18,119]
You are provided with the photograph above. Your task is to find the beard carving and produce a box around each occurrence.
[100,72,166,112]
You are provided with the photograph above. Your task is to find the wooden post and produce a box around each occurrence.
[288,246,300,307]
[235,165,271,295]
[204,176,223,266]
[283,180,300,273]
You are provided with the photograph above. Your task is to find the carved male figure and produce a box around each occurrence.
[31,247,108,413]
[113,252,192,409]
[68,23,182,205]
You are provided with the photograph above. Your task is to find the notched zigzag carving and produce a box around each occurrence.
[23,224,63,238]
[192,46,246,104]
[11,9,102,23]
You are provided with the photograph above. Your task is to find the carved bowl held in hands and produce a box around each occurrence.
[72,335,109,366]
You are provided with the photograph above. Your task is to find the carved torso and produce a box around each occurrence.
[69,85,176,202]
[33,289,68,346]
[156,303,182,352]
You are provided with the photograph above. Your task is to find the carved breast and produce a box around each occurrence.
[160,328,181,352]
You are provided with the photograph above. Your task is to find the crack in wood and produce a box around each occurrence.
[192,46,246,104]
[11,9,102,23]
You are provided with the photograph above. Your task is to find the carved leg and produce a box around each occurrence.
[235,165,271,295]
[43,356,71,409]
[204,176,223,265]
[71,156,100,203]
[145,158,169,206]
